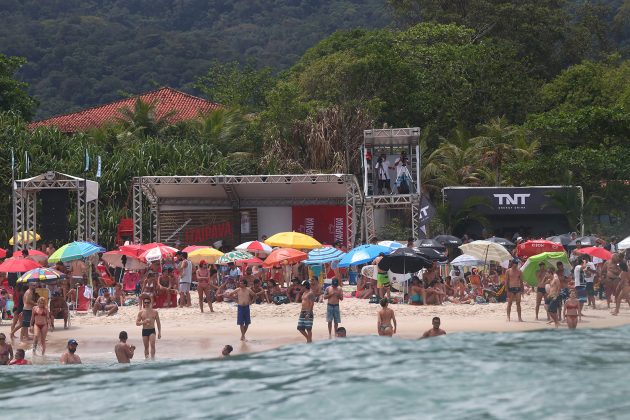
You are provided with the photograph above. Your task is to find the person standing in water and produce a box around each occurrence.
[115,331,136,363]
[60,339,82,364]
[324,278,343,339]
[136,298,161,359]
[297,280,316,343]
[377,298,397,337]
[226,279,257,341]
[0,333,14,365]
[30,297,49,355]
[505,259,524,322]
[421,317,446,338]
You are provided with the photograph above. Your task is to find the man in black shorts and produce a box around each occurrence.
[297,281,316,343]
[505,259,524,322]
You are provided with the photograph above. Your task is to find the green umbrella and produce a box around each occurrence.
[520,252,569,286]
[216,250,254,265]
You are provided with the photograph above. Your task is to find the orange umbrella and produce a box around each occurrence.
[263,248,307,268]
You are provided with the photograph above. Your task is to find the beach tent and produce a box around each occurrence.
[618,236,630,250]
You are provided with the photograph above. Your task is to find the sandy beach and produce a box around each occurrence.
[3,292,630,364]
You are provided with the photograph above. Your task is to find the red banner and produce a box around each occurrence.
[292,206,346,246]
[184,221,233,244]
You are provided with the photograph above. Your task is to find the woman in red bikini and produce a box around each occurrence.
[31,297,50,355]
[564,289,579,329]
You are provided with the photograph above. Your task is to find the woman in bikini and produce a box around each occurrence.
[31,297,50,355]
[377,298,397,337]
[564,289,579,329]
[409,276,426,305]
[0,333,14,365]
[141,272,158,308]
[196,261,216,313]
[612,262,630,316]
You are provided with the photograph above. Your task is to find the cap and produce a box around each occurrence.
[199,260,207,265]
[516,237,523,242]
[68,339,78,346]
[332,278,339,286]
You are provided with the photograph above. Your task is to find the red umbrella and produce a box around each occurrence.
[516,240,564,259]
[576,247,612,261]
[182,245,206,253]
[13,250,48,264]
[0,248,6,259]
[263,248,307,268]
[236,257,264,267]
[140,245,179,262]
[0,257,42,273]
[102,250,147,270]
[119,244,144,256]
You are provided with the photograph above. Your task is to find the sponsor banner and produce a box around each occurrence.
[419,194,437,226]
[184,221,233,244]
[292,206,346,245]
[443,187,575,215]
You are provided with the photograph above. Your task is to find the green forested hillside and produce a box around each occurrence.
[0,0,390,119]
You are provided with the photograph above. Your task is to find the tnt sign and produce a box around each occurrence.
[493,193,531,210]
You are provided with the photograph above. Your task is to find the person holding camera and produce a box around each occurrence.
[374,153,392,195]
[394,150,411,194]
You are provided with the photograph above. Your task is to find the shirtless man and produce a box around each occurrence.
[377,298,397,337]
[535,262,548,320]
[226,279,257,341]
[612,262,630,316]
[221,345,233,357]
[93,290,118,316]
[324,278,343,338]
[505,259,524,322]
[556,262,570,320]
[20,283,37,341]
[605,254,622,309]
[0,333,14,365]
[115,331,136,363]
[60,339,82,364]
[287,278,303,303]
[70,258,87,284]
[136,298,162,359]
[547,269,562,327]
[421,317,446,338]
[297,281,317,343]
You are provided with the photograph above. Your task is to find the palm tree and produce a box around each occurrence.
[116,98,177,137]
[193,107,247,153]
[433,196,492,236]
[471,116,539,186]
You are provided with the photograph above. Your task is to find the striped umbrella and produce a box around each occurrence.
[235,240,273,254]
[304,247,346,264]
[216,250,254,265]
[17,267,65,284]
[49,241,105,263]
[140,245,179,262]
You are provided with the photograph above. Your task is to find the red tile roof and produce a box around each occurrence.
[28,87,221,133]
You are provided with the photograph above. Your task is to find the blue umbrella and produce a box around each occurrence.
[304,247,346,265]
[337,244,392,268]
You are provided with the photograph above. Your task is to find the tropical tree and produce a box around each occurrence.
[0,54,37,120]
[116,98,177,138]
[430,196,492,236]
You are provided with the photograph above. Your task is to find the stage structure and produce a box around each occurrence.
[13,171,99,250]
[362,128,422,242]
[132,174,363,248]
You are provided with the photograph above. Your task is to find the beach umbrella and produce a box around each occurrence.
[188,247,224,265]
[415,239,446,251]
[487,236,515,247]
[236,257,264,267]
[520,252,570,286]
[0,248,6,259]
[619,236,630,250]
[414,247,448,263]
[433,235,462,246]
[16,267,65,284]
[181,245,207,253]
[377,247,433,274]
[102,250,147,270]
[49,241,105,263]
[9,230,40,246]
[0,257,42,273]
[569,236,599,247]
[235,240,273,254]
[459,240,512,263]
[516,240,564,259]
[12,250,48,264]
[139,244,179,262]
[575,247,612,261]
[451,254,484,267]
[377,241,404,250]
[361,264,378,280]
[547,234,571,246]
[264,232,322,250]
[263,248,308,268]
[216,250,254,265]
[304,247,346,265]
[337,244,391,268]
[119,244,145,256]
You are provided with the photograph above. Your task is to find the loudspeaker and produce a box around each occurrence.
[40,189,70,243]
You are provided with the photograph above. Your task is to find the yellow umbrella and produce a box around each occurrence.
[264,232,322,250]
[9,230,41,246]
[188,247,224,265]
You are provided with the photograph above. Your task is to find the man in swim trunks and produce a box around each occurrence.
[505,259,524,322]
[372,253,390,299]
[60,339,82,364]
[556,261,570,320]
[535,262,548,320]
[226,279,257,341]
[136,298,161,359]
[324,278,343,339]
[421,317,446,338]
[115,331,136,363]
[177,252,193,308]
[547,270,561,327]
[573,257,588,319]
[20,282,37,341]
[297,280,317,343]
[377,298,397,337]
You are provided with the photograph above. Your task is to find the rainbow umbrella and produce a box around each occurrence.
[49,241,105,263]
[17,267,65,284]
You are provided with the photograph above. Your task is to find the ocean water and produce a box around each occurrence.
[2,327,630,419]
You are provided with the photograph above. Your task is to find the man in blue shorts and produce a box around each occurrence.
[324,278,343,339]
[227,279,256,341]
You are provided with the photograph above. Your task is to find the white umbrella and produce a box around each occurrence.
[140,245,178,262]
[618,236,630,250]
[378,241,404,250]
[451,254,484,266]
[459,240,512,263]
[235,240,273,254]
[102,250,147,270]
[361,264,378,280]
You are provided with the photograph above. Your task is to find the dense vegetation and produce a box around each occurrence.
[1,0,630,244]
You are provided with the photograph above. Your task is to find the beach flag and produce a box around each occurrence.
[84,149,90,172]
[96,155,102,178]
[24,151,30,174]
[10,148,15,171]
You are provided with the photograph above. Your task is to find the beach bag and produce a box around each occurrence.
[368,295,379,304]
[273,295,289,305]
